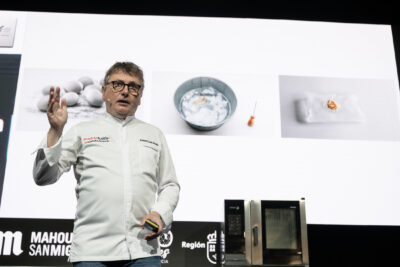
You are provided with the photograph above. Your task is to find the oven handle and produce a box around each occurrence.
[252,225,259,246]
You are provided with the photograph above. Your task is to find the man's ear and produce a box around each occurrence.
[138,90,143,106]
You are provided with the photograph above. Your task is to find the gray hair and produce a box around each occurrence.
[104,61,144,89]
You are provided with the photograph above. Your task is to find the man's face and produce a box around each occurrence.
[102,70,143,119]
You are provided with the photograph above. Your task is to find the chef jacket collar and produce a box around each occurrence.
[104,111,136,126]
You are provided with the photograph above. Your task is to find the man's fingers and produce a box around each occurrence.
[55,87,61,102]
[141,212,163,241]
[48,87,54,106]
[60,98,67,110]
[47,87,54,112]
[52,88,61,111]
[47,86,61,114]
[145,232,158,241]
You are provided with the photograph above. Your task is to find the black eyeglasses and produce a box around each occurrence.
[107,80,142,95]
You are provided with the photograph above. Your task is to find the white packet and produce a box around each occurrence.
[296,92,366,123]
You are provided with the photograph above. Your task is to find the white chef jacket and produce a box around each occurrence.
[33,112,180,262]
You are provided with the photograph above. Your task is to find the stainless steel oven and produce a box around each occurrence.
[224,198,309,266]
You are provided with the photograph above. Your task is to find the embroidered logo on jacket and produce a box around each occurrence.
[140,139,159,146]
[83,136,111,144]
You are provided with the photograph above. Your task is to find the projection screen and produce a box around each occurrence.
[0,10,399,226]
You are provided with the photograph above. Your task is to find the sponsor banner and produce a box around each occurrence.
[0,218,73,266]
[162,221,223,267]
[0,219,222,266]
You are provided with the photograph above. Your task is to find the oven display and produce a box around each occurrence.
[228,214,242,236]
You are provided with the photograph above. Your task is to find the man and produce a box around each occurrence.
[33,62,180,267]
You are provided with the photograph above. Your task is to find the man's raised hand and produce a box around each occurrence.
[46,87,67,147]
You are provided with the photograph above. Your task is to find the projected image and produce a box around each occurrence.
[0,16,17,48]
[280,75,400,141]
[17,68,108,130]
[151,71,276,136]
[174,76,237,131]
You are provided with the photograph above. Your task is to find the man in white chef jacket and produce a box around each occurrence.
[33,62,180,267]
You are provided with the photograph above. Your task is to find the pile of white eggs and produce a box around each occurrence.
[37,76,104,112]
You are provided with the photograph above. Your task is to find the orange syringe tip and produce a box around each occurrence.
[248,116,255,126]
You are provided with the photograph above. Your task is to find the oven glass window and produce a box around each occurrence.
[264,208,298,249]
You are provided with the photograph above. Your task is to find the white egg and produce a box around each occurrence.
[62,92,79,107]
[37,95,50,112]
[41,85,53,95]
[84,84,102,92]
[41,85,65,96]
[78,76,94,88]
[63,80,83,93]
[83,88,103,107]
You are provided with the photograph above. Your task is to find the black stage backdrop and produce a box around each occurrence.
[0,54,21,207]
[1,218,399,266]
[0,219,223,267]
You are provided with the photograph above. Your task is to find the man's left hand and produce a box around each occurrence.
[141,211,163,241]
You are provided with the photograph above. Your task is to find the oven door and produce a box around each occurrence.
[260,200,305,265]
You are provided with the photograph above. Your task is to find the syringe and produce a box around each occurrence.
[247,101,257,127]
